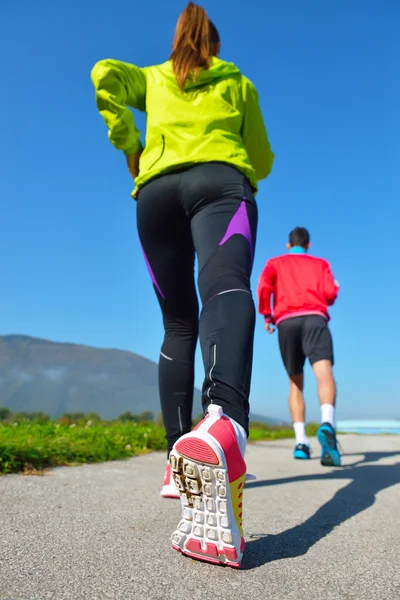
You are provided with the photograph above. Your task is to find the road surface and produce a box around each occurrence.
[1,435,399,600]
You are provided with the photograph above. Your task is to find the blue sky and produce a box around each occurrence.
[1,0,399,420]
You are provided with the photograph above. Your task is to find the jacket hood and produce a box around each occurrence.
[157,57,241,89]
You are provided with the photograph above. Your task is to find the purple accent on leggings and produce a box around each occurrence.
[219,199,253,261]
[141,245,165,299]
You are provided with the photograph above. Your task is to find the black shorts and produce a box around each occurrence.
[278,315,334,376]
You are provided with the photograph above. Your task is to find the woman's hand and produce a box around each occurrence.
[126,150,143,179]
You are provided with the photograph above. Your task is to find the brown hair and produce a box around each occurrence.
[170,2,220,90]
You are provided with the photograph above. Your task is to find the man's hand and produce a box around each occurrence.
[265,322,275,334]
[126,150,143,179]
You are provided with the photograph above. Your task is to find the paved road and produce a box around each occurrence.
[1,435,399,600]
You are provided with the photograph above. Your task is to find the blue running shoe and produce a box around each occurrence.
[293,443,310,460]
[317,422,341,466]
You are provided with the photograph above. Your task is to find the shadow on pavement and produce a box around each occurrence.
[242,451,400,570]
[341,450,400,467]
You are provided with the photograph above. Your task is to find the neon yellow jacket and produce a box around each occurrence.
[91,57,274,195]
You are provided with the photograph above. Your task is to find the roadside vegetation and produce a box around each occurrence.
[0,407,317,474]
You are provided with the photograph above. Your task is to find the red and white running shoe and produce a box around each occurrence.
[169,404,246,568]
[160,463,180,499]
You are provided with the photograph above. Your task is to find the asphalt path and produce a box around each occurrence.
[1,435,399,600]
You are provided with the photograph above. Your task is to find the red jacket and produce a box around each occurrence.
[257,251,339,325]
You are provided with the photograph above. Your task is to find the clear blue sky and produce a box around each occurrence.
[1,1,399,420]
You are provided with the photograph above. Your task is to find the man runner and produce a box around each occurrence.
[257,227,341,466]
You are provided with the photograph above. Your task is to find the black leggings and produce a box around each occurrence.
[137,163,258,453]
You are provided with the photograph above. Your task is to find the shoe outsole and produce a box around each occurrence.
[293,451,310,460]
[169,433,244,568]
[160,488,180,499]
[317,426,341,467]
[162,476,255,498]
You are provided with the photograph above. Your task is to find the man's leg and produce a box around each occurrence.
[304,316,340,466]
[278,318,309,454]
[288,374,309,447]
[312,359,336,426]
[289,373,305,422]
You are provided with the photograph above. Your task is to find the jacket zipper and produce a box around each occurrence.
[148,135,165,171]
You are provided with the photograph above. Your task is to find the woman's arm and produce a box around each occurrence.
[91,59,147,156]
[241,77,274,181]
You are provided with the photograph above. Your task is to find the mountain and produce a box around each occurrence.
[0,335,197,419]
[0,335,279,423]
[249,413,289,426]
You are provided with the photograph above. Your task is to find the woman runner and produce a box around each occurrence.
[91,1,274,568]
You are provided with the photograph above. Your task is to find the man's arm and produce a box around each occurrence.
[323,261,340,306]
[257,261,276,323]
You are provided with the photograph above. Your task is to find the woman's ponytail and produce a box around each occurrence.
[170,2,220,90]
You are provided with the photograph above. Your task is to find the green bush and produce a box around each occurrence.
[0,421,167,474]
[0,408,12,422]
[0,406,321,475]
[249,420,320,441]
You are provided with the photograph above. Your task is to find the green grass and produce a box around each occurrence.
[0,421,166,474]
[249,421,320,441]
[0,419,320,474]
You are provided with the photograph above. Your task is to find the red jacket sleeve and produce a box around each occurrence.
[257,261,276,322]
[323,261,340,306]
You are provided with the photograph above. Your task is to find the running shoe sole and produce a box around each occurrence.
[317,426,341,467]
[160,464,180,498]
[169,431,244,568]
[162,475,254,498]
[293,450,310,460]
[160,486,180,499]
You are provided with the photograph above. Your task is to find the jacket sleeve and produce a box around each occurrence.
[323,261,340,306]
[91,59,147,156]
[241,77,274,182]
[257,261,276,322]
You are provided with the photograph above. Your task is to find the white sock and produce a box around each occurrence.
[321,404,335,427]
[293,422,309,446]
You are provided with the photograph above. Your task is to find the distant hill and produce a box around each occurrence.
[249,413,289,426]
[0,335,176,419]
[0,335,281,423]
